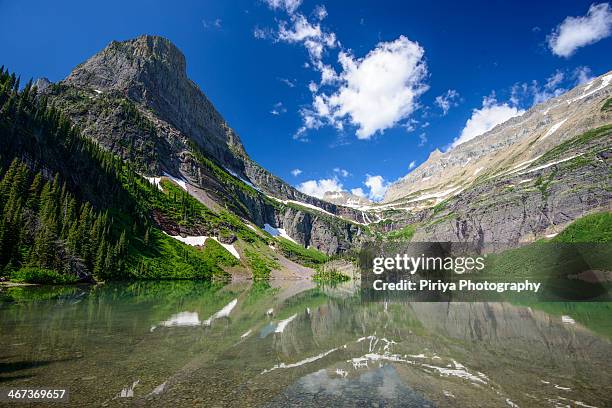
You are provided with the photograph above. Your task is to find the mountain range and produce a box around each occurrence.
[1,34,610,281]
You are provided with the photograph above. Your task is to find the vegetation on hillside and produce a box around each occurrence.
[244,248,279,281]
[553,211,611,243]
[0,67,247,282]
[386,224,417,241]
[275,237,328,267]
[313,268,350,283]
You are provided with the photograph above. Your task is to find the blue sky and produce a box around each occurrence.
[1,0,611,200]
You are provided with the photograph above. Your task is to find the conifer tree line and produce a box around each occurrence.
[0,66,227,281]
[0,66,150,217]
[0,159,126,278]
[0,67,155,279]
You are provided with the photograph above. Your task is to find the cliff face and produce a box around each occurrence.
[362,73,612,247]
[40,35,611,254]
[63,36,247,170]
[384,72,612,203]
[44,35,367,255]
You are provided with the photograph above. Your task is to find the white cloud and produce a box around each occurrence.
[418,132,428,147]
[202,18,222,29]
[313,4,327,20]
[291,168,302,176]
[351,187,366,198]
[532,70,567,104]
[264,0,303,14]
[276,13,338,66]
[260,6,427,140]
[573,66,594,84]
[279,14,323,42]
[452,96,524,148]
[408,161,416,170]
[548,3,612,57]
[311,36,428,139]
[333,168,350,177]
[270,101,287,115]
[510,67,593,107]
[279,77,296,87]
[253,26,270,39]
[364,174,390,201]
[434,89,460,115]
[297,177,343,198]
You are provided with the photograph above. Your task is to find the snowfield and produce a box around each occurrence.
[144,176,163,191]
[541,118,567,140]
[264,223,297,244]
[567,73,612,104]
[163,172,188,191]
[164,233,240,259]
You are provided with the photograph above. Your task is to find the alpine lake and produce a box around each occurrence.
[1,280,611,407]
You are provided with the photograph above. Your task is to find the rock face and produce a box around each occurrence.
[40,35,611,253]
[44,35,367,254]
[362,72,611,246]
[385,72,612,203]
[63,36,247,170]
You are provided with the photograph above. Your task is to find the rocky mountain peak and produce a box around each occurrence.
[65,35,186,92]
[62,35,248,168]
[428,148,443,160]
[384,71,612,203]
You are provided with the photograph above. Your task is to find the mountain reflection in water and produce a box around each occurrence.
[0,280,610,407]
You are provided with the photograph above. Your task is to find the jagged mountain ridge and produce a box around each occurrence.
[40,35,611,252]
[58,36,362,220]
[315,71,611,247]
[43,35,368,255]
[384,71,612,203]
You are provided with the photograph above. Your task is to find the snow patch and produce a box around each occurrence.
[150,311,201,331]
[93,89,102,94]
[405,186,462,203]
[506,398,519,408]
[166,234,208,246]
[335,368,348,377]
[163,172,188,191]
[421,363,488,384]
[261,347,339,374]
[217,240,240,259]
[541,118,567,140]
[582,78,595,92]
[144,176,163,191]
[518,154,580,175]
[164,234,240,259]
[567,73,612,104]
[119,380,139,398]
[150,382,166,396]
[225,168,260,191]
[264,223,297,244]
[241,329,252,339]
